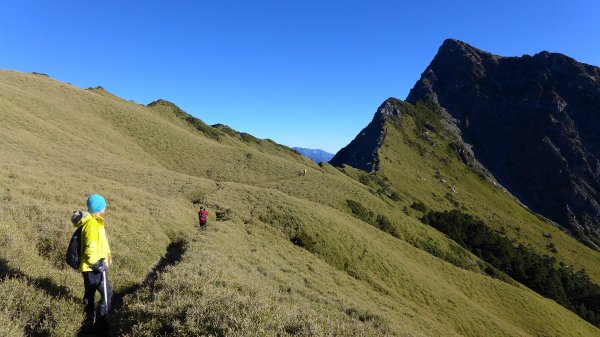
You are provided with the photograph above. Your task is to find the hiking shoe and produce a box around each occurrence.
[82,316,95,334]
[94,315,110,334]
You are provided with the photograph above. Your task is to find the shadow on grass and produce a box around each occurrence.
[0,257,79,302]
[0,239,188,336]
[0,258,91,336]
[110,239,188,336]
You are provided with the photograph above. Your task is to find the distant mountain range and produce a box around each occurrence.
[293,147,334,163]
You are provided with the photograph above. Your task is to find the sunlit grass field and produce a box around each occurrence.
[1,70,600,336]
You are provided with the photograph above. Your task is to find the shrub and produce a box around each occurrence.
[389,191,401,201]
[410,201,428,212]
[346,200,398,238]
[376,215,398,238]
[421,209,600,328]
[290,228,316,250]
[346,200,374,224]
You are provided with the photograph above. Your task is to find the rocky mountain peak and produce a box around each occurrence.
[407,40,600,248]
[437,39,495,62]
[330,98,409,172]
[374,97,406,121]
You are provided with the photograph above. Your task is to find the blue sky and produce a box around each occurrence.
[1,1,599,153]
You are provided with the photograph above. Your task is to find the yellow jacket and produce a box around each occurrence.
[75,214,111,272]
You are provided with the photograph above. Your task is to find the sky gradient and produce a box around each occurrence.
[1,1,599,153]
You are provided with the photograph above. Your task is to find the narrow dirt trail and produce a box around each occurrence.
[79,239,190,337]
[110,239,188,312]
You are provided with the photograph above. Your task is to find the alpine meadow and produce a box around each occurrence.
[2,49,600,337]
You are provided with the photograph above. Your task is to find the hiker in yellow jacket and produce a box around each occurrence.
[74,194,112,332]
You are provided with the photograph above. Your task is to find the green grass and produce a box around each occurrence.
[374,99,600,282]
[1,69,600,336]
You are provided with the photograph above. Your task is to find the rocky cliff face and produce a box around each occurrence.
[330,98,408,172]
[407,39,600,248]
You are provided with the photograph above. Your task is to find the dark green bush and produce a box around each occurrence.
[376,215,398,238]
[410,201,428,212]
[346,200,398,238]
[290,228,316,251]
[346,200,374,224]
[421,209,600,328]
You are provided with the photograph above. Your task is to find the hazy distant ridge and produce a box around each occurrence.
[293,147,334,163]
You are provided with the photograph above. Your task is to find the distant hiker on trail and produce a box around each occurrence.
[73,194,113,333]
[304,169,307,176]
[198,207,208,227]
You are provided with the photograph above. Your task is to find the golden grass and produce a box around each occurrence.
[1,69,599,336]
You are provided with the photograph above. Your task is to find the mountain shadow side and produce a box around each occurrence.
[330,99,409,172]
[406,39,600,248]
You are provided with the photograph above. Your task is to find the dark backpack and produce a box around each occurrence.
[66,227,82,269]
[66,210,87,270]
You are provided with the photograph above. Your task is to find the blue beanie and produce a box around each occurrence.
[87,194,107,213]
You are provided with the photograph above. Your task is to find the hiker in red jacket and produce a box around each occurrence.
[198,207,208,227]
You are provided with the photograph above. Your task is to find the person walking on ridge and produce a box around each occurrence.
[75,193,113,333]
[198,207,208,227]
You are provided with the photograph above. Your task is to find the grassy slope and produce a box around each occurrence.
[373,99,600,282]
[0,70,599,336]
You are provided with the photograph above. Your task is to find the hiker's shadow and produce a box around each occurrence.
[0,258,79,302]
[111,239,187,335]
[76,322,109,337]
[114,239,187,307]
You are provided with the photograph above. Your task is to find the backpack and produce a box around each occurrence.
[66,210,87,270]
[66,227,82,269]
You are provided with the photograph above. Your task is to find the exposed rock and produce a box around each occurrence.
[407,39,600,248]
[330,98,408,172]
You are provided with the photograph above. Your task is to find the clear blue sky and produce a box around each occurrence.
[1,1,599,153]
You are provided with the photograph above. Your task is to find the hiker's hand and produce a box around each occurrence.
[91,259,107,273]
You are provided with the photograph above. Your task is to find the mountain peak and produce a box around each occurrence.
[406,40,501,106]
[439,38,474,51]
[147,98,181,109]
[373,97,405,121]
[436,39,497,62]
[407,40,600,248]
[330,98,415,172]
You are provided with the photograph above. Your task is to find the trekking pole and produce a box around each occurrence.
[102,270,109,318]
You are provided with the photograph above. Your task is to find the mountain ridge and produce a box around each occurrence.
[292,147,334,163]
[406,39,600,248]
[329,98,406,172]
[3,62,600,336]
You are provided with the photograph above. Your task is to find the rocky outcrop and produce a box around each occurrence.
[330,98,408,172]
[407,39,600,248]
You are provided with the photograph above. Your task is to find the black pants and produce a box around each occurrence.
[82,271,113,320]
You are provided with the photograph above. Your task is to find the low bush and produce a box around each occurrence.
[346,200,398,238]
[421,209,600,327]
[346,200,374,224]
[410,201,428,212]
